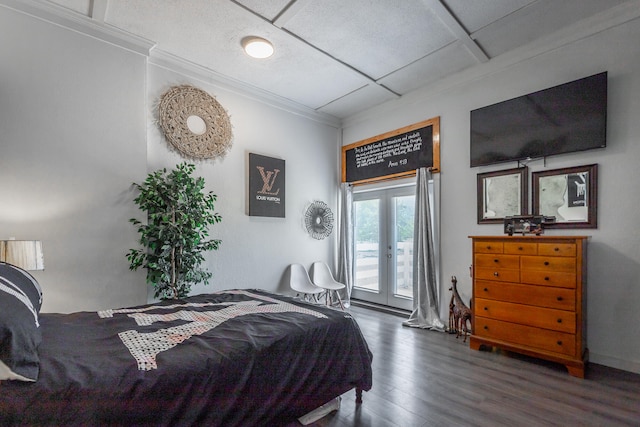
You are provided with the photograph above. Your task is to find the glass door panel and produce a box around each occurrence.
[354,198,380,294]
[352,186,414,310]
[393,195,414,300]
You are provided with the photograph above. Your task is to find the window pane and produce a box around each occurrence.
[394,195,414,298]
[354,199,379,292]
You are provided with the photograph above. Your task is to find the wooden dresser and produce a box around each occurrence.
[469,236,588,378]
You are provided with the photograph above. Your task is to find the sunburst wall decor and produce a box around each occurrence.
[304,201,334,240]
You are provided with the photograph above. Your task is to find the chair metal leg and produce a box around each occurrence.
[334,291,345,310]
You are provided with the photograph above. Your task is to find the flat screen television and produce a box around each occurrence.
[470,72,607,167]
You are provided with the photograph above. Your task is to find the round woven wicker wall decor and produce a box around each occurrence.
[304,201,334,240]
[158,85,233,159]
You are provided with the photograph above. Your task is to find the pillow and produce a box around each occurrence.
[0,262,42,313]
[0,262,43,381]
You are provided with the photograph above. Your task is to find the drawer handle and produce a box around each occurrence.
[557,296,563,301]
[494,259,499,263]
[484,307,488,311]
[484,326,488,330]
[493,272,499,277]
[557,340,563,346]
[544,277,550,281]
[484,288,488,292]
[554,247,560,252]
[557,319,562,323]
[544,261,550,266]
[518,246,523,251]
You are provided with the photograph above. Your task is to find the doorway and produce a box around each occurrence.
[351,184,415,311]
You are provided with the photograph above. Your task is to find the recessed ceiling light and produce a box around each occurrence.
[242,36,274,59]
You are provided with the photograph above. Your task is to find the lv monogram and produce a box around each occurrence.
[256,166,280,195]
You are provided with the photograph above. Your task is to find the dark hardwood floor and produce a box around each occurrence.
[299,304,640,427]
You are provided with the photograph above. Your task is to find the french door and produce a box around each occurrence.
[351,185,415,311]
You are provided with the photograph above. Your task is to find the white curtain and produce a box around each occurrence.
[337,182,354,307]
[403,168,445,330]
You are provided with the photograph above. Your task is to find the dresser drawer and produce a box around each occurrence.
[475,267,519,283]
[474,298,576,333]
[521,255,576,272]
[538,242,576,257]
[504,242,537,255]
[474,317,577,357]
[474,241,503,254]
[474,280,576,311]
[520,270,576,288]
[475,254,520,269]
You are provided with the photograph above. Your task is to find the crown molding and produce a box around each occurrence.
[149,49,341,128]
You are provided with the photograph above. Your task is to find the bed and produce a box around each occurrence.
[0,263,373,426]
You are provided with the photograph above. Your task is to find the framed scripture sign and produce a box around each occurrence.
[248,153,285,218]
[341,117,440,185]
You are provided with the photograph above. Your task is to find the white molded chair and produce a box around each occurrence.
[311,261,345,310]
[289,263,325,303]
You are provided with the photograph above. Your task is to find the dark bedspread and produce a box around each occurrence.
[0,289,373,426]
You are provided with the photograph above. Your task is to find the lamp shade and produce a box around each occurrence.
[0,240,44,270]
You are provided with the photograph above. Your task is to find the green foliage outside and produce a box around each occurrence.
[395,196,414,242]
[127,163,222,299]
[355,199,379,243]
[355,196,414,243]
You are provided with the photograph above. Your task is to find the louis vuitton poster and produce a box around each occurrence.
[249,153,285,217]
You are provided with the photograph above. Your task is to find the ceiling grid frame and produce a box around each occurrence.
[12,0,636,121]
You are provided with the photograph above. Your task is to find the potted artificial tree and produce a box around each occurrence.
[127,162,222,299]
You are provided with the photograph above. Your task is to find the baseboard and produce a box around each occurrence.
[350,299,411,318]
[590,352,640,375]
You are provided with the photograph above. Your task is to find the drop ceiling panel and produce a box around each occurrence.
[282,0,457,80]
[317,84,398,118]
[106,0,368,108]
[441,0,535,33]
[378,41,478,94]
[234,0,291,21]
[473,0,630,58]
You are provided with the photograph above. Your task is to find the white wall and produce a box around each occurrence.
[343,16,640,373]
[0,5,148,312]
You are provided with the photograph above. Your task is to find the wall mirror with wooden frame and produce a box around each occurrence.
[477,167,527,224]
[532,164,597,229]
